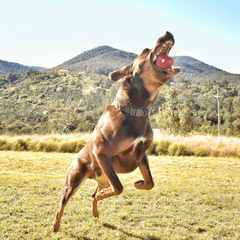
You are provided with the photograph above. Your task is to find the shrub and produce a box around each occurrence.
[168,143,178,156]
[27,140,39,152]
[0,139,8,150]
[12,138,28,151]
[75,139,87,153]
[42,143,58,152]
[156,140,170,155]
[37,142,45,152]
[58,141,77,153]
[147,141,159,156]
[210,149,220,157]
[194,149,206,157]
[175,144,188,156]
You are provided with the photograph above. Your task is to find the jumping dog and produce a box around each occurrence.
[51,31,180,232]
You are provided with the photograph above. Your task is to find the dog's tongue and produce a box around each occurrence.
[155,55,174,68]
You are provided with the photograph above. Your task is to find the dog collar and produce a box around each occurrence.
[112,100,149,118]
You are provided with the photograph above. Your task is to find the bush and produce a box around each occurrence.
[168,143,178,156]
[194,149,206,157]
[0,139,8,150]
[12,138,28,151]
[75,139,87,153]
[147,141,159,156]
[175,144,190,156]
[0,139,13,150]
[210,149,220,157]
[156,140,170,155]
[37,142,46,152]
[42,143,58,152]
[58,141,77,153]
[27,140,39,152]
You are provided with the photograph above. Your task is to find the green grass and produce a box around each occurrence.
[0,151,239,239]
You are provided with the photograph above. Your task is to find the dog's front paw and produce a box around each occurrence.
[134,180,145,189]
[134,180,154,190]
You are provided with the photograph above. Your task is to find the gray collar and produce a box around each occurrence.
[112,100,149,118]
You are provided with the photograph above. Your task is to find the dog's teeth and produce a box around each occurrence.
[166,40,173,46]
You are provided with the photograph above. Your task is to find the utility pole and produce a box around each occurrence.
[214,86,221,137]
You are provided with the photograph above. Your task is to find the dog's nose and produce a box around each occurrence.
[165,31,173,39]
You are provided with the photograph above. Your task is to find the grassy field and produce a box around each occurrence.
[0,151,239,239]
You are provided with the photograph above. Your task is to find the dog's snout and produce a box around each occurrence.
[165,31,173,38]
[156,31,174,45]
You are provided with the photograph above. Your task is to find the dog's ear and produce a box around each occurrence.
[109,65,132,81]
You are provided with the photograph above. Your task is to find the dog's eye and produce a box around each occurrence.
[162,71,168,75]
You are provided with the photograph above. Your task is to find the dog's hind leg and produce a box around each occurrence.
[51,157,90,232]
[134,153,154,190]
[92,187,99,217]
[91,175,110,217]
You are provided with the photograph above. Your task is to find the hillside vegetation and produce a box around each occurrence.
[0,59,46,75]
[0,68,117,134]
[0,66,239,136]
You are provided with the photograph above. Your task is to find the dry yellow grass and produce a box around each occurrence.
[0,131,239,158]
[153,129,240,157]
[0,151,239,239]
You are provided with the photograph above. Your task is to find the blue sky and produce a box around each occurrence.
[1,0,239,73]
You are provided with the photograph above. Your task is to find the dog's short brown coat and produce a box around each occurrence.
[51,31,180,232]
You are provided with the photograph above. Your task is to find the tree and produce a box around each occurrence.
[156,85,192,135]
[7,73,19,83]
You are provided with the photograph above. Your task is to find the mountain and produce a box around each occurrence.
[172,56,199,64]
[0,51,239,135]
[171,56,223,79]
[56,46,225,80]
[56,45,138,71]
[0,46,233,82]
[0,59,46,75]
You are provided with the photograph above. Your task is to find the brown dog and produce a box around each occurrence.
[51,31,180,232]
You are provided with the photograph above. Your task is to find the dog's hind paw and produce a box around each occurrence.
[51,225,60,232]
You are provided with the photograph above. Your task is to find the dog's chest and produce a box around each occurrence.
[111,135,148,173]
[115,134,146,154]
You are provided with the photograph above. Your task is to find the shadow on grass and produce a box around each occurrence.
[102,222,161,240]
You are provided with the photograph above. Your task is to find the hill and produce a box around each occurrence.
[0,45,239,135]
[0,65,239,135]
[0,46,232,82]
[171,56,223,80]
[55,46,226,80]
[172,56,199,64]
[0,59,46,75]
[56,45,138,71]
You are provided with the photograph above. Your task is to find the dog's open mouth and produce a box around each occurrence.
[153,40,174,69]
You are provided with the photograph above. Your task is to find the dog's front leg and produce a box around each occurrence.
[134,153,154,190]
[94,153,123,200]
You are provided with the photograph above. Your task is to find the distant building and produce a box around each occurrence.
[58,70,68,75]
